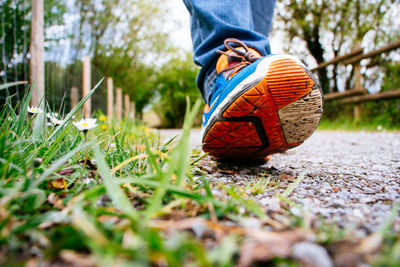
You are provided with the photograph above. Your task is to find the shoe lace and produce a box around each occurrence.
[216,38,261,77]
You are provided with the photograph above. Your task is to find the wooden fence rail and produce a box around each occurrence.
[340,89,400,104]
[312,40,400,72]
[323,89,368,101]
[313,39,400,121]
[311,47,364,71]
[342,40,400,65]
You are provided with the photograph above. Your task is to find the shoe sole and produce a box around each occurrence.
[202,55,323,160]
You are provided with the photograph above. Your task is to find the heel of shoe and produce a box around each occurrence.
[265,56,323,144]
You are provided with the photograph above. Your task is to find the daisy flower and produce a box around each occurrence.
[27,106,43,114]
[47,113,62,125]
[50,117,63,125]
[47,112,59,119]
[73,118,97,131]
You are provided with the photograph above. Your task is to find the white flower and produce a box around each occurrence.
[73,118,97,131]
[47,113,62,125]
[50,117,63,125]
[47,112,59,119]
[27,106,43,114]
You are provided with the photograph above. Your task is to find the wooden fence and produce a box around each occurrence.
[313,40,400,121]
[68,56,134,121]
[29,0,133,121]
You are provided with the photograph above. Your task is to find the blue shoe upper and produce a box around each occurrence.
[202,57,264,127]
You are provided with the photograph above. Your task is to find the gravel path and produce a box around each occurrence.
[158,129,400,236]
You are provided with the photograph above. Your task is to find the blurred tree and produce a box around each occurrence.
[69,0,174,117]
[154,54,200,128]
[276,0,399,93]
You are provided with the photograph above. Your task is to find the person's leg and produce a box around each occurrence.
[183,0,323,161]
[250,0,275,37]
[182,0,276,100]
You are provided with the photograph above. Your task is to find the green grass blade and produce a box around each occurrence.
[16,84,34,136]
[32,142,90,188]
[0,81,28,91]
[93,146,139,221]
[380,201,400,235]
[144,99,202,219]
[47,78,104,141]
[171,98,202,186]
[32,103,45,141]
[117,177,215,204]
[41,124,74,166]
[281,172,304,198]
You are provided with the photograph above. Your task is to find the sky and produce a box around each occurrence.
[165,0,285,54]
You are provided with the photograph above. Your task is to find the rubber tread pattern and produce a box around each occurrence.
[203,58,315,159]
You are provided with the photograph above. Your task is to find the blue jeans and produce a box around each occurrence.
[183,0,276,101]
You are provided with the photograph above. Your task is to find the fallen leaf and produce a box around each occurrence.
[59,250,96,267]
[332,187,340,193]
[218,169,238,175]
[48,178,67,190]
[327,240,363,267]
[238,230,305,267]
[279,173,295,181]
[57,168,75,176]
[262,217,286,231]
[356,232,382,254]
[47,192,65,209]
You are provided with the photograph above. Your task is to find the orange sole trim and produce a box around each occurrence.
[203,58,314,160]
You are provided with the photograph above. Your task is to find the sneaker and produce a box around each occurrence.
[201,38,323,160]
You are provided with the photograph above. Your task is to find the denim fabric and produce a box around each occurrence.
[182,0,276,100]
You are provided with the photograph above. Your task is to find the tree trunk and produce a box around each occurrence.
[304,26,330,94]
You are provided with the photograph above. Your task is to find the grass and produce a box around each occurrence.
[0,82,399,266]
[318,117,400,132]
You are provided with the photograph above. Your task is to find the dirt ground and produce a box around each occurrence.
[159,129,400,237]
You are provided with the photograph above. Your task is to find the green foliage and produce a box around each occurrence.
[275,0,400,93]
[381,63,400,92]
[1,79,400,265]
[70,0,173,118]
[2,0,199,125]
[0,82,258,266]
[320,96,400,131]
[154,54,202,128]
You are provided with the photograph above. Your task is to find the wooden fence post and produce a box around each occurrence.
[82,55,91,118]
[116,87,122,121]
[29,0,44,107]
[70,86,78,109]
[124,94,130,118]
[130,102,135,119]
[352,42,363,122]
[107,77,113,121]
